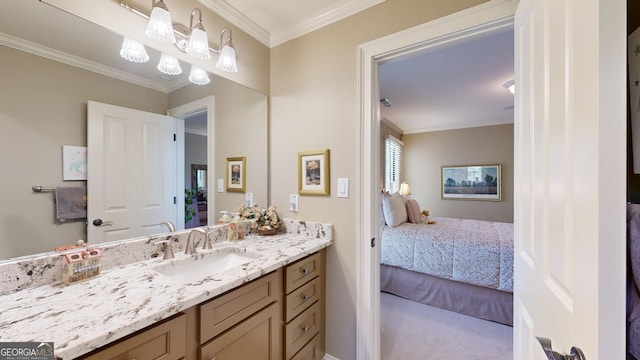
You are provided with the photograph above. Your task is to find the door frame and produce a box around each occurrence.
[168,96,216,230]
[355,1,518,358]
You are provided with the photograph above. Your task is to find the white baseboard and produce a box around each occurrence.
[323,353,340,360]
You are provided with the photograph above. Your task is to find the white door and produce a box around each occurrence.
[513,0,625,358]
[87,101,178,244]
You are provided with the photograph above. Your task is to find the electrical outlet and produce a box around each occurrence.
[289,194,299,212]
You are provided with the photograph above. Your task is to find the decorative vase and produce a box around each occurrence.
[258,228,277,236]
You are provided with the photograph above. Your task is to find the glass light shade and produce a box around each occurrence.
[119,37,150,63]
[216,44,238,73]
[503,79,515,95]
[188,65,210,85]
[399,182,412,195]
[157,53,182,75]
[185,27,211,60]
[145,5,176,44]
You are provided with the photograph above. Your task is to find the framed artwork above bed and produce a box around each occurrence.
[441,164,501,201]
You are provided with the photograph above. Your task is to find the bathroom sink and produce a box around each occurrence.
[154,248,259,284]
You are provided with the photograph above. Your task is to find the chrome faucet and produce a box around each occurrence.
[203,229,215,250]
[154,240,175,260]
[186,228,206,255]
[161,221,176,233]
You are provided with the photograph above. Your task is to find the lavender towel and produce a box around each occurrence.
[55,187,87,221]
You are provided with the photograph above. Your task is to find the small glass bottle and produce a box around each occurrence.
[218,210,231,224]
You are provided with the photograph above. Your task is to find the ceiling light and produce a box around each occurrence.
[185,9,211,60]
[503,79,515,95]
[380,98,392,107]
[188,65,210,85]
[216,27,238,73]
[120,1,240,76]
[145,0,175,44]
[119,37,150,63]
[157,53,182,75]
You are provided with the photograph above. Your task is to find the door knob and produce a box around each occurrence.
[536,337,586,360]
[92,219,113,227]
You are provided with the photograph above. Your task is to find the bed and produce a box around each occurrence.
[380,192,514,325]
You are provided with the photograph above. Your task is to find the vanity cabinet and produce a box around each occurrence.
[199,268,283,360]
[74,250,326,360]
[78,313,186,360]
[284,250,326,360]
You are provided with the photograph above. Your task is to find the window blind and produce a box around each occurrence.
[385,135,403,193]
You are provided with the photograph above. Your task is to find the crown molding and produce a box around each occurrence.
[270,0,385,47]
[198,0,271,46]
[0,31,174,93]
[198,0,384,48]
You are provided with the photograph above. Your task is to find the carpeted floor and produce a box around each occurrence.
[381,292,513,359]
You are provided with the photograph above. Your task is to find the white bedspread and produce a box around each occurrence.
[380,217,514,292]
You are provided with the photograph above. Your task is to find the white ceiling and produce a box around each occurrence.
[379,30,514,134]
[1,0,513,135]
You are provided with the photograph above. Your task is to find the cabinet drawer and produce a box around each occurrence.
[290,334,322,360]
[80,313,186,360]
[200,269,282,344]
[285,276,321,322]
[200,302,282,360]
[285,301,321,359]
[285,251,323,294]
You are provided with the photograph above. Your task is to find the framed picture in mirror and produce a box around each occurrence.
[226,157,246,192]
[298,149,330,195]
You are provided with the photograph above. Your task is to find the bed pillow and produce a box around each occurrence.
[406,199,422,224]
[382,192,408,227]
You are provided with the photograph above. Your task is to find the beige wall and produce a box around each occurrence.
[0,45,167,260]
[184,132,207,190]
[269,1,486,358]
[168,78,269,219]
[404,124,514,223]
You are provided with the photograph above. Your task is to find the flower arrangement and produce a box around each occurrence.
[237,204,283,233]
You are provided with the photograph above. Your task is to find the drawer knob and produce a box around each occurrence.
[302,325,309,333]
[302,294,310,301]
[302,268,310,275]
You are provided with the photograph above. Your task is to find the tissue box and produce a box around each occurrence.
[62,249,102,284]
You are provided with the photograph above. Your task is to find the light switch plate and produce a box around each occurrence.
[217,179,224,193]
[289,194,299,212]
[337,178,349,198]
[245,192,253,207]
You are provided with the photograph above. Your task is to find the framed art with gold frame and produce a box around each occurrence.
[298,149,330,195]
[226,157,246,192]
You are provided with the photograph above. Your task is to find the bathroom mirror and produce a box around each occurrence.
[0,0,268,260]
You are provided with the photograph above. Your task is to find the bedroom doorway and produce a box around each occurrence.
[355,1,518,359]
[377,21,514,360]
[357,0,626,359]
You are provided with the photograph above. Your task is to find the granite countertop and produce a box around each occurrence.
[0,221,332,359]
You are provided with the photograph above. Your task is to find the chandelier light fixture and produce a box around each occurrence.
[119,0,239,85]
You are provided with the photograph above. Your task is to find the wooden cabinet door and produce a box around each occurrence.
[80,314,186,360]
[200,302,282,360]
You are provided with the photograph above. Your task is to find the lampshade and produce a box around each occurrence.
[185,27,211,60]
[504,79,515,95]
[216,43,238,73]
[399,182,412,196]
[157,53,182,75]
[188,65,210,85]
[119,37,150,63]
[145,0,176,44]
